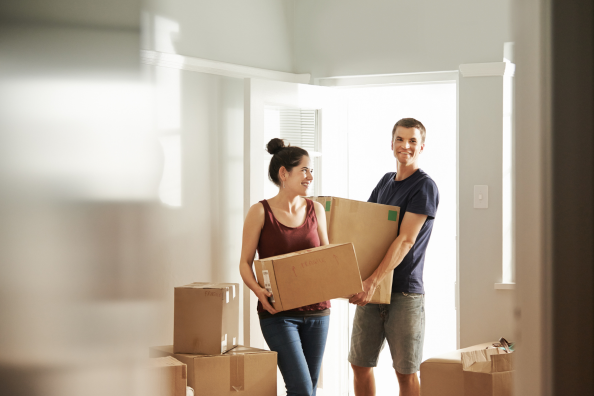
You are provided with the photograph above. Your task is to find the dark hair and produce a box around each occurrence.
[266,138,309,186]
[391,118,427,143]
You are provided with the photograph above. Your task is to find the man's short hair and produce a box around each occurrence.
[391,118,426,143]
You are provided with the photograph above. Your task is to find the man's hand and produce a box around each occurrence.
[349,277,377,306]
[255,287,279,315]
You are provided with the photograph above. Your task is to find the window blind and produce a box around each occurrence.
[279,108,318,152]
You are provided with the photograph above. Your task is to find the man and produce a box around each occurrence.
[348,118,439,396]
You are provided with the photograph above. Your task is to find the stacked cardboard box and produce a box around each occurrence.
[150,345,277,395]
[147,356,188,396]
[309,197,401,304]
[174,282,239,355]
[150,282,278,396]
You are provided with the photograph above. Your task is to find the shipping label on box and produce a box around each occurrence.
[254,243,363,312]
[310,196,400,304]
[147,356,187,396]
[462,349,515,396]
[149,345,277,396]
[174,282,239,355]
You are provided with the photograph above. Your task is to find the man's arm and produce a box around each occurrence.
[349,211,428,306]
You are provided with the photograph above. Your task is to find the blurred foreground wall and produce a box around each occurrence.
[0,1,171,395]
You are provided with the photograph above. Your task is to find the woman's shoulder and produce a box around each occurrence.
[308,198,325,212]
[247,201,266,218]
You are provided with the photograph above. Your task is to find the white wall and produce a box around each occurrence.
[143,0,295,72]
[147,66,245,347]
[458,76,515,346]
[293,0,511,78]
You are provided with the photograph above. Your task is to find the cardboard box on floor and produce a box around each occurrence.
[462,349,515,396]
[147,356,187,396]
[174,282,239,355]
[309,196,400,304]
[419,342,496,396]
[149,345,277,396]
[254,243,363,312]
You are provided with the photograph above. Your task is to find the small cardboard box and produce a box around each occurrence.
[254,243,363,312]
[147,356,187,396]
[309,197,400,304]
[174,282,239,355]
[462,349,515,396]
[149,345,277,396]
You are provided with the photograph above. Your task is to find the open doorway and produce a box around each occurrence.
[339,81,458,394]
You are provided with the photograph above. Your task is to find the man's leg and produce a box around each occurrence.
[384,292,425,396]
[348,304,387,396]
[395,371,420,396]
[351,364,376,396]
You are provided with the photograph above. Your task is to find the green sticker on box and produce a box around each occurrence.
[388,210,398,221]
[325,201,331,211]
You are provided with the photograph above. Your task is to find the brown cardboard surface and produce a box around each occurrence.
[463,371,514,396]
[147,356,187,396]
[462,350,514,396]
[254,243,363,311]
[491,353,515,372]
[420,342,496,396]
[174,282,239,355]
[310,197,400,304]
[149,345,277,396]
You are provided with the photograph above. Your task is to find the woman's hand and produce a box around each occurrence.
[254,286,279,315]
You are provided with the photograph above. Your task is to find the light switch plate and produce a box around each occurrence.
[474,185,488,208]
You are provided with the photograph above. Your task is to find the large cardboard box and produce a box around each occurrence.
[147,356,187,396]
[174,282,239,355]
[149,345,277,396]
[461,349,515,396]
[419,342,496,396]
[254,243,363,312]
[309,197,400,304]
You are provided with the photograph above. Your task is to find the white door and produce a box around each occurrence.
[243,78,349,396]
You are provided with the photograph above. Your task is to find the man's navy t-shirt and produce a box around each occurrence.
[368,169,439,295]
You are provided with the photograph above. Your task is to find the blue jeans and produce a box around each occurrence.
[260,315,330,396]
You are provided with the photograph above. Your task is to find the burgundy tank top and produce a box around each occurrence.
[256,198,331,314]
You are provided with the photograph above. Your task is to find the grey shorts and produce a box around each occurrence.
[348,292,425,374]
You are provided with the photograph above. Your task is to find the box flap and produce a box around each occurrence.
[462,349,514,374]
[461,349,499,370]
[148,356,186,368]
[176,282,239,290]
[466,361,493,373]
[491,352,515,372]
[224,345,276,355]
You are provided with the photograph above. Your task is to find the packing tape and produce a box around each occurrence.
[262,269,275,303]
[229,354,245,392]
[388,210,398,222]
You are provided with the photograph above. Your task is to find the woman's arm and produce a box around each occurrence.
[313,201,330,246]
[239,203,279,315]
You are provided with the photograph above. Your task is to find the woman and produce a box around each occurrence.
[239,138,330,396]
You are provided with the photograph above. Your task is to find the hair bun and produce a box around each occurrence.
[266,138,288,155]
